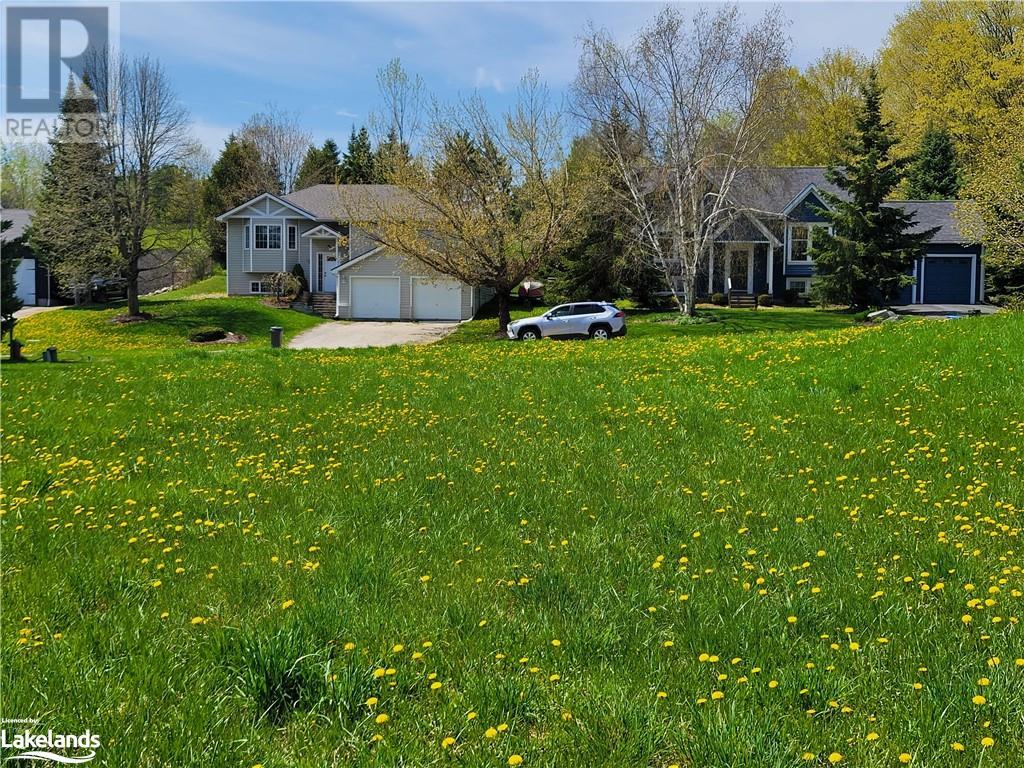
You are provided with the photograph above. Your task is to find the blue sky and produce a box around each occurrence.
[118,1,909,155]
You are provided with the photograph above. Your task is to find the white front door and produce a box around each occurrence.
[351,277,401,319]
[318,252,337,293]
[412,278,462,320]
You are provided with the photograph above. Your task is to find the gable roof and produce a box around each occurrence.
[723,168,973,244]
[282,184,424,221]
[216,192,319,222]
[723,167,842,214]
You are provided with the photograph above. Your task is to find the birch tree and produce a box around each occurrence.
[240,106,311,193]
[574,5,791,315]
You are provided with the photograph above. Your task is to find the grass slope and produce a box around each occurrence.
[1,311,1022,768]
[11,281,321,359]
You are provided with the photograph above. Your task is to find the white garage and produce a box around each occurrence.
[412,277,462,320]
[350,277,401,319]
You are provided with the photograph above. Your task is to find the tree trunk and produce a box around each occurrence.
[126,253,141,316]
[496,291,511,334]
[681,271,697,316]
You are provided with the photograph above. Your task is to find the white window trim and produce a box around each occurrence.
[785,277,813,297]
[249,280,272,294]
[254,224,282,250]
[287,224,297,251]
[785,222,832,266]
[244,224,250,250]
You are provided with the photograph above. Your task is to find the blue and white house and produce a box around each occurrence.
[700,167,983,306]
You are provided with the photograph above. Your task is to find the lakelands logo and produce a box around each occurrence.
[0,728,100,764]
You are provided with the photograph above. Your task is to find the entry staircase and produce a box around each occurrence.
[728,291,757,309]
[290,290,336,318]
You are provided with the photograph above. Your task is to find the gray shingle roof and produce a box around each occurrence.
[1,208,33,240]
[723,168,972,244]
[282,184,421,221]
[723,168,844,213]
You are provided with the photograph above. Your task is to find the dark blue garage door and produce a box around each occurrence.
[924,256,972,304]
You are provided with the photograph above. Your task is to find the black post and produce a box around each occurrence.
[270,326,283,348]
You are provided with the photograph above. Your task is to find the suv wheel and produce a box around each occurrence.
[519,327,541,341]
[589,324,611,340]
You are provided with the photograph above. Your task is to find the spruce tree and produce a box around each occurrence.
[294,139,341,189]
[906,123,960,200]
[1,219,26,345]
[338,127,376,183]
[203,135,279,263]
[810,70,938,308]
[374,128,412,183]
[30,76,117,303]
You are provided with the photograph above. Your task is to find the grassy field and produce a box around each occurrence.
[1,300,1022,768]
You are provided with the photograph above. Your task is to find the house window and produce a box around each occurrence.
[287,225,297,250]
[254,224,281,250]
[786,277,812,297]
[250,281,271,294]
[786,223,831,264]
[244,224,250,250]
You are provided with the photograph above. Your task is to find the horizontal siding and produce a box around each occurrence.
[336,249,476,320]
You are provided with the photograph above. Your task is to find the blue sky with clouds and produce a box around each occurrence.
[118,1,909,155]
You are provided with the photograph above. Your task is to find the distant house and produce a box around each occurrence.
[0,209,61,307]
[699,167,982,306]
[217,185,492,321]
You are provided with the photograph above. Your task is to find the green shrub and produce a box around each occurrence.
[188,326,227,343]
[757,293,773,307]
[290,263,308,293]
[711,292,727,306]
[782,288,801,305]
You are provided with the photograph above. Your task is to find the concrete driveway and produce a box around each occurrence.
[890,304,998,317]
[14,305,64,319]
[287,321,459,349]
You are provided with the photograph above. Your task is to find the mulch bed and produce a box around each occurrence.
[190,332,248,345]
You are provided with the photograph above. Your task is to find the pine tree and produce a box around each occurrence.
[810,70,939,308]
[339,127,377,183]
[30,76,117,303]
[906,123,960,200]
[203,135,279,263]
[294,139,341,189]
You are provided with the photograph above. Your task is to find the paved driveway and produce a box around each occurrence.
[287,321,459,349]
[890,303,998,316]
[14,305,64,319]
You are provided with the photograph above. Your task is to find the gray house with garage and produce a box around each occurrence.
[697,167,983,306]
[217,184,492,320]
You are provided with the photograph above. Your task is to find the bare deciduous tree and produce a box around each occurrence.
[373,58,424,148]
[359,71,581,333]
[575,5,791,314]
[88,52,202,316]
[240,105,311,193]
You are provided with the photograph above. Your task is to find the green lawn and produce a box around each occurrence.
[11,281,321,359]
[446,302,857,344]
[2,303,1022,767]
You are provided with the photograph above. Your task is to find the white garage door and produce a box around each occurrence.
[15,258,36,305]
[412,278,462,320]
[351,277,401,319]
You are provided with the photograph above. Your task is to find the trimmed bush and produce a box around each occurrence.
[188,326,227,343]
[782,288,801,305]
[711,292,727,306]
[757,293,773,307]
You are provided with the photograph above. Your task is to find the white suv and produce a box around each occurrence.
[507,302,627,341]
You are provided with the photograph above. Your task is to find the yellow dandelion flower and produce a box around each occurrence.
[441,737,455,749]
[508,756,523,766]
[374,713,389,725]
[981,737,994,748]
[280,599,295,610]
[898,753,911,764]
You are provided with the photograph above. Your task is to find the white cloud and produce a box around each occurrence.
[473,67,504,93]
